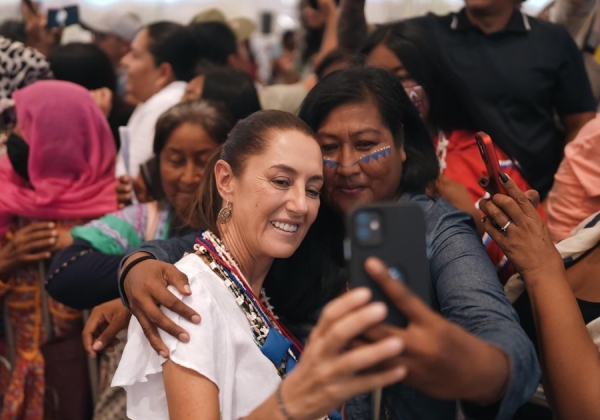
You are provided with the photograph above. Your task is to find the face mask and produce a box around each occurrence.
[6,132,30,182]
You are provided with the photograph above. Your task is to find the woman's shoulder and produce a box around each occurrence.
[401,193,475,234]
[171,254,249,324]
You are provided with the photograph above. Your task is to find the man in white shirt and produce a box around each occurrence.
[113,22,192,179]
[115,81,186,178]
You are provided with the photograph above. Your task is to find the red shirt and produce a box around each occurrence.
[435,129,545,282]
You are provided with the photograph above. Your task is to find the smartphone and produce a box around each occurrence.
[346,202,432,327]
[47,5,79,29]
[475,131,506,195]
[139,156,161,201]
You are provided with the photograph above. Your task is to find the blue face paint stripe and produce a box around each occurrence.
[323,146,392,169]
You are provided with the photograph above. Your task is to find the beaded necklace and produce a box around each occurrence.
[195,230,340,420]
[194,230,300,377]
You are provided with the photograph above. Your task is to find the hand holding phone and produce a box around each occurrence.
[346,202,432,327]
[46,5,79,29]
[475,131,506,195]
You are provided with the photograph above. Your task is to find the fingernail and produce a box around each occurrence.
[48,222,55,228]
[44,252,51,258]
[499,172,509,183]
[388,338,404,352]
[371,302,387,316]
[393,366,408,378]
[183,285,192,294]
[178,333,190,343]
[49,237,56,244]
[353,288,371,301]
[191,315,201,324]
[92,341,103,351]
[159,350,168,358]
[51,230,58,236]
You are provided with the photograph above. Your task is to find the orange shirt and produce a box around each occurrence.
[546,114,600,242]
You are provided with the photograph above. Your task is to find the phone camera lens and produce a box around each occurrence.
[357,227,370,241]
[356,212,369,226]
[388,267,404,281]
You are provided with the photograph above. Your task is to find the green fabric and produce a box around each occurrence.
[71,214,143,255]
[162,211,172,240]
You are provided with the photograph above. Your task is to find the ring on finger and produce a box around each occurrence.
[499,220,511,233]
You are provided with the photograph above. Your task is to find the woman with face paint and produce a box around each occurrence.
[361,21,545,282]
[0,80,117,419]
[111,110,405,420]
[105,68,538,420]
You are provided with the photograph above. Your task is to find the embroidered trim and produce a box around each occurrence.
[46,249,93,284]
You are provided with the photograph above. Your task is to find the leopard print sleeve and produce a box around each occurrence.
[0,35,53,100]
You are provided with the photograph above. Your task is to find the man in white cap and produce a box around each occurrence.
[83,10,142,97]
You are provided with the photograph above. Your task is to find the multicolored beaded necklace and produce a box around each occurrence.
[194,230,301,377]
[195,230,341,420]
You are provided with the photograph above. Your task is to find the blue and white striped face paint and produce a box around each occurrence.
[323,146,392,169]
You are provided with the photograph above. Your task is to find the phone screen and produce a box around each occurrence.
[47,5,79,29]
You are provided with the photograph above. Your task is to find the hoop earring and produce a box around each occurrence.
[218,201,232,224]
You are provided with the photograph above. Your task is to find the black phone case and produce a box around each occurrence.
[346,202,431,327]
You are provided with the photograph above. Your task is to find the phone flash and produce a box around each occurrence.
[56,9,68,27]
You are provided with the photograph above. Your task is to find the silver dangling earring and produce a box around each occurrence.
[218,201,232,224]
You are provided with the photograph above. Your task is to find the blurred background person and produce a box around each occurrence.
[0,80,117,420]
[271,30,300,84]
[47,42,135,150]
[81,9,143,98]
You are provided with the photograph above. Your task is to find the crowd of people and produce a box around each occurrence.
[0,0,600,418]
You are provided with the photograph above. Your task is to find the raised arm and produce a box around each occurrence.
[481,175,600,420]
[160,288,407,420]
[46,239,123,309]
[337,0,368,54]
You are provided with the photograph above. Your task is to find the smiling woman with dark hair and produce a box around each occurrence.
[111,109,404,420]
[101,67,538,420]
[47,100,234,310]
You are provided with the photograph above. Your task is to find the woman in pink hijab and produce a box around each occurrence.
[0,80,117,420]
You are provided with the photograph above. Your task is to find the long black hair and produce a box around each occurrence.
[299,66,439,194]
[265,67,439,326]
[359,21,511,149]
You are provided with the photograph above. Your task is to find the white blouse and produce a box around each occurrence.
[112,253,282,419]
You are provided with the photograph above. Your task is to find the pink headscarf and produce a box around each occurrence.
[0,80,117,236]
